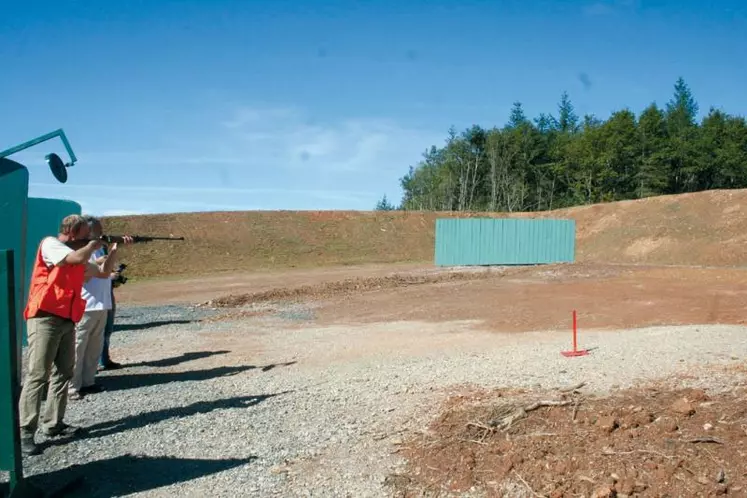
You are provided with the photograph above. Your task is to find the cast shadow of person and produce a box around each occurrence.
[113,319,194,332]
[126,350,232,368]
[44,392,289,445]
[25,453,258,498]
[96,360,297,392]
[96,364,258,392]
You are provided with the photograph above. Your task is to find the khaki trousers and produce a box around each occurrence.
[18,314,76,437]
[70,310,108,393]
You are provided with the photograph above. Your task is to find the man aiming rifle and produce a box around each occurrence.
[97,233,184,371]
[59,231,185,374]
[18,215,134,455]
[69,217,133,400]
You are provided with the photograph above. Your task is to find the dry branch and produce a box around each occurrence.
[466,398,573,436]
[601,448,675,459]
[684,436,724,444]
[559,381,587,393]
[523,400,573,412]
[512,470,546,498]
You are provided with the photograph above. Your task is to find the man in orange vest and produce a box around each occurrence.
[18,214,131,456]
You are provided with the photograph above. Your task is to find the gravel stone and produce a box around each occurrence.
[2,303,746,497]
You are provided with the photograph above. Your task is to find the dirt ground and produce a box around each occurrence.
[121,262,747,335]
[115,262,428,305]
[391,380,747,497]
[103,189,747,280]
[312,263,747,333]
[113,261,747,496]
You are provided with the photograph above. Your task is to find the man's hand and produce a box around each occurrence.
[87,239,105,251]
[108,235,134,253]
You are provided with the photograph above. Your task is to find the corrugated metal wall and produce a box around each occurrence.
[434,218,575,266]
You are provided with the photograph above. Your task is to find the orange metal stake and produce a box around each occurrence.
[561,310,589,357]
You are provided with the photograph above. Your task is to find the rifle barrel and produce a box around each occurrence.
[100,234,185,243]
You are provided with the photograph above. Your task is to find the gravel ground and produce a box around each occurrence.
[4,302,747,497]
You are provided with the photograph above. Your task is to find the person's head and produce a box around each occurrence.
[58,214,90,242]
[84,215,103,239]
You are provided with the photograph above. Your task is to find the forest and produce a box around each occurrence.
[385,78,747,213]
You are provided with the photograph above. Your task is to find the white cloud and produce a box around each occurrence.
[101,209,147,216]
[20,102,443,214]
[75,196,266,216]
[64,105,438,176]
[29,182,371,202]
[219,105,438,174]
[221,107,298,129]
[27,182,376,215]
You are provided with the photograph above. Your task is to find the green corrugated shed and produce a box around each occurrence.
[434,218,575,266]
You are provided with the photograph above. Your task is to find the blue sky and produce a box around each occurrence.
[2,0,745,215]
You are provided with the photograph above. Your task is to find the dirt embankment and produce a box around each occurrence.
[393,381,747,497]
[102,189,747,280]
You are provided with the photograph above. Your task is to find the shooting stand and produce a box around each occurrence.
[1,135,85,497]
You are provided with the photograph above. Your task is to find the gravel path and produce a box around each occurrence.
[7,302,747,497]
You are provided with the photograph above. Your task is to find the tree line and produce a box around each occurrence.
[378,78,747,212]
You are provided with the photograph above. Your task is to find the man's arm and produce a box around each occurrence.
[101,244,119,274]
[82,236,134,279]
[41,237,102,267]
[85,245,119,279]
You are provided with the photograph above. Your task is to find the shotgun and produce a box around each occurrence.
[100,234,185,243]
[64,234,185,250]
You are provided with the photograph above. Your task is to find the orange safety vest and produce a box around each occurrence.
[24,238,86,322]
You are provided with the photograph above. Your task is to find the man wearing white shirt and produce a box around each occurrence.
[69,216,123,399]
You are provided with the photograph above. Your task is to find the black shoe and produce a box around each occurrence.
[21,436,41,456]
[81,384,105,394]
[42,423,82,438]
[101,361,123,370]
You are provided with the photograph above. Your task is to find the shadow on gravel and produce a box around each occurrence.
[97,365,256,391]
[114,319,195,331]
[26,453,256,498]
[45,393,288,444]
[127,350,232,368]
[262,360,297,372]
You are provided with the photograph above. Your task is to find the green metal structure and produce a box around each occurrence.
[434,218,576,266]
[0,130,78,497]
[0,250,22,495]
[0,129,77,168]
[0,161,28,383]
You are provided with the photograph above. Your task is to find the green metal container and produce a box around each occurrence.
[434,217,575,266]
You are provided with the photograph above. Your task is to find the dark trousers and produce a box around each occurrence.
[99,289,116,366]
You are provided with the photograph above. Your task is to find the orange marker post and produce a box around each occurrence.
[561,310,589,357]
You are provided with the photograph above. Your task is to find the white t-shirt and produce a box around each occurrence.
[81,248,113,311]
[39,237,112,311]
[40,236,74,267]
